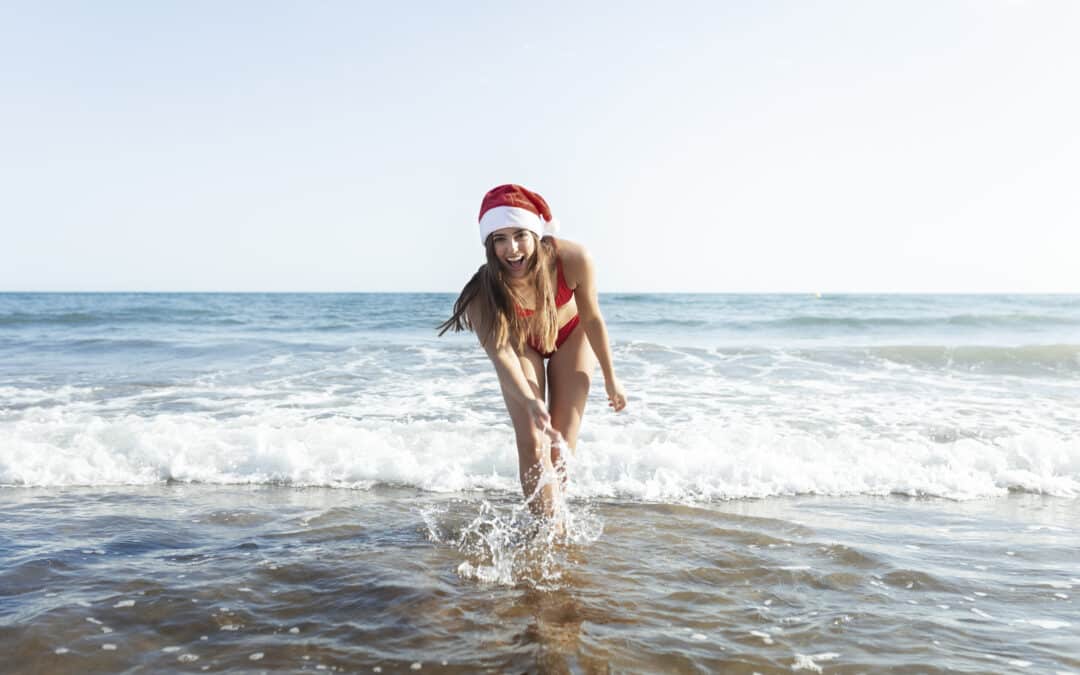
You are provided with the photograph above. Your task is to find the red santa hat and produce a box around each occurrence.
[477,184,560,245]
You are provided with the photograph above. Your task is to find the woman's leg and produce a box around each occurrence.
[546,322,598,471]
[498,347,561,517]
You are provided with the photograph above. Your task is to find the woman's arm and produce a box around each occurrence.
[466,302,561,436]
[564,243,627,412]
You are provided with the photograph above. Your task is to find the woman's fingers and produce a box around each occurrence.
[535,417,551,435]
[605,380,627,413]
[528,399,551,431]
[546,425,565,444]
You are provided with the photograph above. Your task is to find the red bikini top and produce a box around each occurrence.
[516,258,574,316]
[553,258,575,306]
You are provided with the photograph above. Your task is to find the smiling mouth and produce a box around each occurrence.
[505,256,525,271]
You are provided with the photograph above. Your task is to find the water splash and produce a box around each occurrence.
[424,447,603,588]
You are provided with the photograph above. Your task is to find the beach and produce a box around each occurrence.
[2,292,1078,672]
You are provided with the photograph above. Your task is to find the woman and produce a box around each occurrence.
[439,184,627,519]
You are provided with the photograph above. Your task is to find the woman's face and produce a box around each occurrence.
[490,228,536,278]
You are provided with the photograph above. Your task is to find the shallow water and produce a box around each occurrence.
[2,486,1077,673]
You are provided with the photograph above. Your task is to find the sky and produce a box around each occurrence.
[2,1,1078,293]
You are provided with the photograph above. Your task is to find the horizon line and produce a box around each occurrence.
[2,290,1079,296]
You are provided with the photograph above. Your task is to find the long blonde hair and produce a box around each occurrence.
[438,234,560,353]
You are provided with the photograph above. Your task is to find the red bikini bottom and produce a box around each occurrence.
[528,315,581,358]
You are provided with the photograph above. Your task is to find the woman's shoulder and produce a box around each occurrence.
[551,238,593,286]
[553,237,589,264]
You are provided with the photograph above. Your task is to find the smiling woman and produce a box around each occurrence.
[438,184,627,522]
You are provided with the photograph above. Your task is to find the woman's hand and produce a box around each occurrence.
[605,378,627,412]
[527,398,565,444]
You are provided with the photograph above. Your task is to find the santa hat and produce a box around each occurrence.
[477,184,560,245]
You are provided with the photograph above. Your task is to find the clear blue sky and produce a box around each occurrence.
[2,1,1078,292]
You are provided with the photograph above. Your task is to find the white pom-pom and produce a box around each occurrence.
[543,217,561,236]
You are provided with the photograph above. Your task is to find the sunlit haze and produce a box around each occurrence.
[2,1,1077,292]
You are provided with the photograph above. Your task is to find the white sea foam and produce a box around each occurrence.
[1018,619,1071,629]
[1,405,1078,501]
[792,654,824,673]
[5,294,1080,516]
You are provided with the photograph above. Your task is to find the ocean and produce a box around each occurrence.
[1,292,1078,673]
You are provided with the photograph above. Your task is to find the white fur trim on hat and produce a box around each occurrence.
[478,206,545,244]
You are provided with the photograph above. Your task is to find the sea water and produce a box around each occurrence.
[1,293,1078,672]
